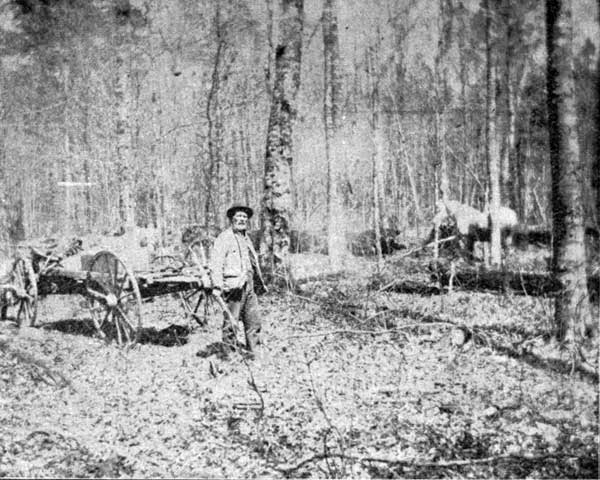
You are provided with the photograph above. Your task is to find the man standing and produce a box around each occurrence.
[210,205,266,357]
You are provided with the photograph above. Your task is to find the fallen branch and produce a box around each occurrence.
[291,293,322,305]
[293,271,348,286]
[277,451,583,475]
[376,280,442,295]
[291,293,364,323]
[284,323,453,340]
[433,265,599,302]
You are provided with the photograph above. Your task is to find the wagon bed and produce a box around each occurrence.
[38,269,205,298]
[3,246,217,346]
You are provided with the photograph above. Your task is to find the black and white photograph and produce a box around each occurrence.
[0,0,598,477]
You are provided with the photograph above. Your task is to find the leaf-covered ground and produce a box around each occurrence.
[1,252,598,478]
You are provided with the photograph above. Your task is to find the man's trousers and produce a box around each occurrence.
[222,277,261,352]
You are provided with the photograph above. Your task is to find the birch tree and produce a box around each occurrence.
[322,0,347,266]
[485,0,502,265]
[436,0,453,203]
[114,0,139,232]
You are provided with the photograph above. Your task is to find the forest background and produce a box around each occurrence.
[0,0,598,248]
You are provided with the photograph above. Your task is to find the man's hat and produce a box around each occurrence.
[226,204,254,219]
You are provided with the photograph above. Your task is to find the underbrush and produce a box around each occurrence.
[0,253,598,478]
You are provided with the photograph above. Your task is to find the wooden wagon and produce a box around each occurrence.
[1,241,220,346]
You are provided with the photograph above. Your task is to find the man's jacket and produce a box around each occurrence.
[210,228,266,294]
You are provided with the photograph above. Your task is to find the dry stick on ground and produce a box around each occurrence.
[236,340,268,451]
[305,356,348,476]
[277,451,584,475]
[289,293,458,338]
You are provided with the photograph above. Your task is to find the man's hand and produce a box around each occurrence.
[212,287,222,297]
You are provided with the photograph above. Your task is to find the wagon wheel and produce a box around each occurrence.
[85,251,142,345]
[13,257,38,327]
[178,287,212,327]
[180,241,212,326]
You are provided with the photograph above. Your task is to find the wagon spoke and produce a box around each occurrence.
[115,306,135,343]
[87,287,107,301]
[181,290,196,301]
[109,258,116,289]
[102,259,113,290]
[120,316,131,344]
[16,302,24,322]
[116,274,129,298]
[178,289,206,326]
[102,309,111,328]
[118,291,136,305]
[192,292,204,314]
[115,260,121,288]
[118,314,132,344]
[204,295,210,317]
[115,310,123,345]
[88,300,104,318]
[88,301,106,339]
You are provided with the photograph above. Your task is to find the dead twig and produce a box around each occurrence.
[305,355,348,477]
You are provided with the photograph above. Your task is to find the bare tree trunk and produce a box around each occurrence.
[433,0,453,260]
[390,111,421,225]
[436,0,453,202]
[366,36,384,265]
[372,131,384,265]
[593,0,600,226]
[457,1,471,206]
[261,0,304,278]
[323,0,347,267]
[61,62,74,235]
[265,0,276,96]
[114,2,136,233]
[204,4,224,229]
[485,0,502,266]
[391,150,401,229]
[500,0,512,207]
[546,0,593,348]
[523,115,534,222]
